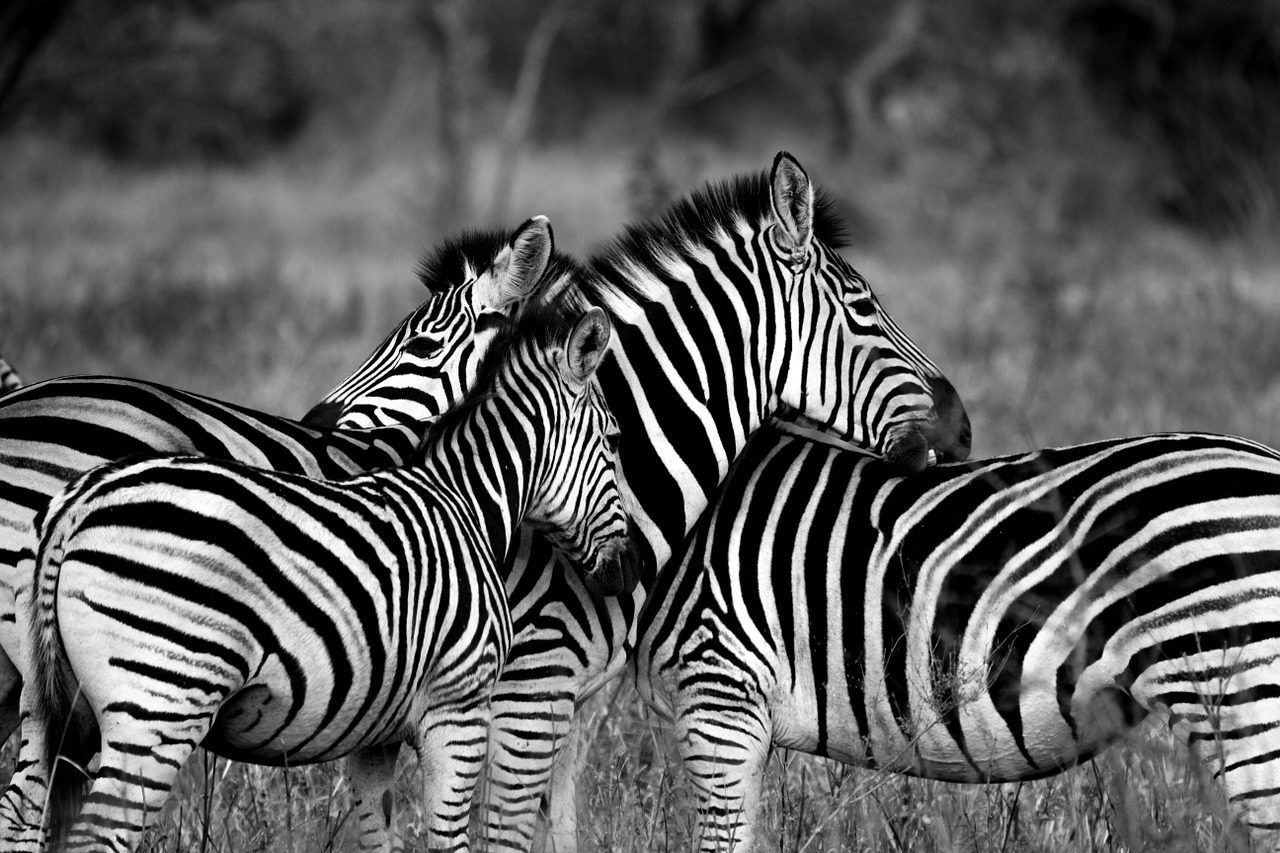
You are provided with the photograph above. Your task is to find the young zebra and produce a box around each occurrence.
[30,287,631,853]
[0,357,22,395]
[0,217,646,846]
[304,152,973,850]
[635,420,1280,851]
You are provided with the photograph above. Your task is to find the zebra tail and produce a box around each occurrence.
[32,472,103,844]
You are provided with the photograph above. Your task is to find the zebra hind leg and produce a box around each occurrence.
[60,709,208,853]
[1149,652,1280,849]
[0,682,56,851]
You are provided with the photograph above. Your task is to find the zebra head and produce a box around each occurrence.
[302,216,557,430]
[418,284,635,598]
[524,306,634,597]
[768,151,971,473]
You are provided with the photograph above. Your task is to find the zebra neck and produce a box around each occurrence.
[603,277,775,575]
[417,396,540,565]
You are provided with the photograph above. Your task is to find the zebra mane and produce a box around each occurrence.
[415,224,650,325]
[591,170,850,283]
[415,228,514,295]
[413,253,609,460]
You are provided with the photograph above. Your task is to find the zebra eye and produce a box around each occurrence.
[405,336,444,358]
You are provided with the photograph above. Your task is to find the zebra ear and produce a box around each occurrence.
[566,307,612,384]
[474,215,554,314]
[770,151,813,255]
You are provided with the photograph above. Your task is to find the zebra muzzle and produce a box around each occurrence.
[583,538,639,598]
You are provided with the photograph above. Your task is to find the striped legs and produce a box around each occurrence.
[0,684,50,852]
[1143,651,1280,849]
[62,708,210,852]
[413,706,494,853]
[675,697,772,853]
[476,690,577,851]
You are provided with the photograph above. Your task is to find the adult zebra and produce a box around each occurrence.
[0,217,631,845]
[635,420,1280,851]
[30,286,632,853]
[304,152,973,850]
[0,357,22,395]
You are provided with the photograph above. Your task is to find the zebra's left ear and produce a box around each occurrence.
[566,307,612,384]
[770,151,814,256]
[474,215,554,314]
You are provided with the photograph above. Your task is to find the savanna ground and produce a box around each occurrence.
[3,8,1280,847]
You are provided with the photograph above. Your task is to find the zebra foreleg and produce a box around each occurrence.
[675,700,773,853]
[477,691,577,852]
[541,718,586,853]
[348,742,403,853]
[413,704,495,853]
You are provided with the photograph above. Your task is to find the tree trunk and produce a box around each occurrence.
[487,0,571,221]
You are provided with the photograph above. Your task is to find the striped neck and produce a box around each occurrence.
[594,228,782,581]
[416,389,545,565]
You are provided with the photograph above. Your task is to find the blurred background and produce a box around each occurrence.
[2,0,1279,454]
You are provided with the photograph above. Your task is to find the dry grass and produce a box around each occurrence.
[2,123,1279,851]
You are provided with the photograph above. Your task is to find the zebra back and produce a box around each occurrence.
[635,424,1280,850]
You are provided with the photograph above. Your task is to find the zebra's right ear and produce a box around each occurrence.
[473,215,554,315]
[770,152,813,256]
[566,307,612,384]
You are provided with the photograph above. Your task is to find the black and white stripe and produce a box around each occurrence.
[305,152,973,850]
[0,218,613,846]
[635,422,1280,851]
[28,285,630,853]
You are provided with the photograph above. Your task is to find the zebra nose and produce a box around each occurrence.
[925,374,972,463]
[302,400,342,428]
[882,428,930,476]
[583,549,626,598]
[582,535,640,598]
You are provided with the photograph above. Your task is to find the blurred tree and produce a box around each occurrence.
[487,0,574,220]
[0,0,74,123]
[1065,0,1280,233]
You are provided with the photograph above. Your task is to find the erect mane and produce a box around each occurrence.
[590,170,850,282]
[413,253,609,459]
[414,225,651,321]
[415,228,514,295]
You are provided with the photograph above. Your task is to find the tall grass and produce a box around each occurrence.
[2,126,1279,851]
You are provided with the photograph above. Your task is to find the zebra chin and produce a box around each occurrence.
[581,537,639,598]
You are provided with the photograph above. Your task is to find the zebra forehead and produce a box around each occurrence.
[592,170,850,282]
[414,227,515,295]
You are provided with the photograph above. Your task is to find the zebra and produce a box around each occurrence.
[0,217,642,846]
[0,357,22,395]
[303,151,974,850]
[633,419,1280,851]
[30,282,632,853]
